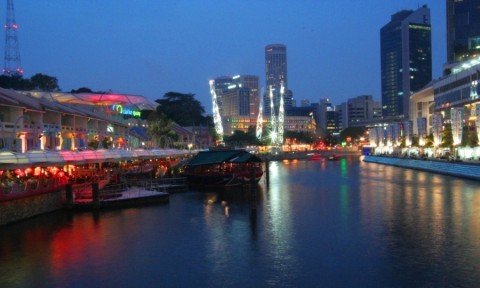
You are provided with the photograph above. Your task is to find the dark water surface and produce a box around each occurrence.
[1,156,480,288]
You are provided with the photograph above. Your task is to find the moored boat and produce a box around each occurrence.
[183,149,263,187]
[327,154,340,161]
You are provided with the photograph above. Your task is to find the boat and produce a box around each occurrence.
[308,153,321,161]
[327,154,340,161]
[183,149,263,187]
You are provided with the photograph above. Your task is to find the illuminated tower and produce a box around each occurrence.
[256,88,264,141]
[209,80,224,144]
[264,44,290,116]
[278,82,285,144]
[3,0,22,75]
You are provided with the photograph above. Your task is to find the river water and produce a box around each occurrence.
[1,156,480,288]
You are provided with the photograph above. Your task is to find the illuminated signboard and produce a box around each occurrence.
[111,104,141,117]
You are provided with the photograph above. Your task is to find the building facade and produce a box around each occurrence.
[380,5,432,119]
[264,44,293,116]
[447,0,480,66]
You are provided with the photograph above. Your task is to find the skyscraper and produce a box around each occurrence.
[380,5,432,119]
[213,75,259,118]
[447,0,480,65]
[264,44,292,115]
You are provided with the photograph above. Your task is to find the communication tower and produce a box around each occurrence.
[3,0,22,75]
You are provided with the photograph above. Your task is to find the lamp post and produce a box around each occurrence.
[188,143,192,156]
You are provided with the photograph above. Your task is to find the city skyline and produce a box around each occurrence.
[10,1,445,113]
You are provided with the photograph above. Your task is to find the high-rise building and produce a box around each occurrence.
[221,86,251,117]
[214,75,259,118]
[347,95,382,126]
[213,76,234,117]
[236,75,260,117]
[380,5,432,119]
[264,44,293,115]
[447,0,480,65]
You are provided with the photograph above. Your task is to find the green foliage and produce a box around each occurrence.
[441,124,453,148]
[30,73,60,91]
[0,74,34,90]
[412,135,419,146]
[224,127,259,147]
[284,130,316,144]
[338,127,367,142]
[71,87,93,93]
[155,92,211,127]
[424,133,434,147]
[461,125,478,147]
[0,73,60,91]
[146,111,176,148]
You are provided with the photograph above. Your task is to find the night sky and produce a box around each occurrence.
[11,1,445,111]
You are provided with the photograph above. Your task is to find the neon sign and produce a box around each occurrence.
[111,104,141,117]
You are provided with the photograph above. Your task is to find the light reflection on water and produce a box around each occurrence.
[1,156,480,287]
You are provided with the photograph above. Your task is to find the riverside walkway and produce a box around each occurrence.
[363,155,480,181]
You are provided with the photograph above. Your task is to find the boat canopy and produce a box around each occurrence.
[187,150,262,167]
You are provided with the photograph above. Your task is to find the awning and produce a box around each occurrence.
[0,151,30,169]
[24,150,66,166]
[78,150,103,164]
[58,150,86,165]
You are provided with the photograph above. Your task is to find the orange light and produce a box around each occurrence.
[34,167,42,176]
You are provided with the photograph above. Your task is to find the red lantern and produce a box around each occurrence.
[14,169,25,177]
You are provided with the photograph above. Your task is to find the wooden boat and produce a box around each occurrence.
[183,150,263,187]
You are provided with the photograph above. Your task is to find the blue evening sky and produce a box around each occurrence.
[11,1,445,113]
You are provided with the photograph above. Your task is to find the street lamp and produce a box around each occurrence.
[188,143,193,156]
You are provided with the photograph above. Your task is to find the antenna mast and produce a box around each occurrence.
[3,0,22,75]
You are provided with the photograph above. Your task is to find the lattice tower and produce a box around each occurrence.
[3,0,22,75]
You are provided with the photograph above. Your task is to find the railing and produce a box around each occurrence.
[98,182,129,200]
[137,177,187,192]
[0,177,67,202]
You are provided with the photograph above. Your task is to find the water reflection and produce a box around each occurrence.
[261,161,300,285]
[359,161,480,286]
[1,157,480,287]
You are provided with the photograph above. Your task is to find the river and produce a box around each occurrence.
[1,156,479,287]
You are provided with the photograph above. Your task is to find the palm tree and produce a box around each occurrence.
[146,112,176,148]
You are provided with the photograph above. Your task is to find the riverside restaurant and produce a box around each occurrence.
[0,148,190,202]
[0,86,199,226]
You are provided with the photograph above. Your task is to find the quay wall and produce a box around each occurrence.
[363,155,480,181]
[0,191,65,226]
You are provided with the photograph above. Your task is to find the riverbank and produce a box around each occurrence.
[363,155,480,181]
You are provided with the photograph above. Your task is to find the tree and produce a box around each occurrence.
[30,73,60,91]
[146,111,176,148]
[155,92,209,126]
[0,74,33,90]
[224,127,259,147]
[424,133,434,147]
[441,124,453,149]
[284,130,316,145]
[461,125,478,147]
[71,87,93,93]
[338,127,367,143]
